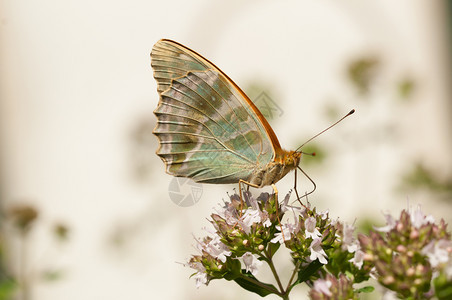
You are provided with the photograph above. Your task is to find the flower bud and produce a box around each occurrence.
[410,229,419,239]
[396,245,406,253]
[382,275,395,285]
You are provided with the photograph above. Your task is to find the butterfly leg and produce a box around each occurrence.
[238,181,286,242]
[293,167,302,206]
[270,184,286,242]
[238,179,260,217]
[297,166,316,206]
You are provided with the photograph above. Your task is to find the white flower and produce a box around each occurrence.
[445,260,452,280]
[422,239,452,267]
[262,216,272,227]
[242,252,263,276]
[347,243,359,253]
[241,208,261,234]
[240,202,272,232]
[197,234,231,263]
[271,223,296,244]
[374,212,396,232]
[312,278,332,296]
[309,238,328,264]
[190,262,207,288]
[342,223,357,253]
[409,205,435,228]
[247,192,259,211]
[217,204,240,226]
[349,249,365,269]
[280,192,291,213]
[305,217,321,239]
[319,210,329,220]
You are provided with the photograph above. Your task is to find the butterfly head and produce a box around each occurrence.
[283,150,302,168]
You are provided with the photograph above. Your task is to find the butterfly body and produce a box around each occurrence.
[151,39,301,188]
[247,150,301,187]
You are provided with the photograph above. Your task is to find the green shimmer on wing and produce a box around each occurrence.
[151,40,275,184]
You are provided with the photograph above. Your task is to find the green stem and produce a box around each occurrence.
[285,260,301,293]
[264,249,285,294]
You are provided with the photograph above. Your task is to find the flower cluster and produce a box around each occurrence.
[359,205,452,299]
[283,206,335,266]
[187,192,284,294]
[309,274,357,300]
[185,191,451,299]
[321,221,373,286]
[186,191,372,298]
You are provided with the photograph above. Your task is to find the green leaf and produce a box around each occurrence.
[233,272,278,297]
[356,286,375,293]
[296,260,324,284]
[433,272,452,300]
[223,259,242,281]
[0,279,17,300]
[437,285,452,300]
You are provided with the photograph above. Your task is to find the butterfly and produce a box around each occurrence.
[150,39,353,200]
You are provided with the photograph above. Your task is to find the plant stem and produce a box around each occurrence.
[285,260,301,293]
[264,249,285,293]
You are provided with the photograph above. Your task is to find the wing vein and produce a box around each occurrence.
[184,72,260,160]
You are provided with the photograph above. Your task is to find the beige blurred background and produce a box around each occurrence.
[1,1,451,299]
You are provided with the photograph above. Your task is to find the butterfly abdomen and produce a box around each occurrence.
[248,151,300,187]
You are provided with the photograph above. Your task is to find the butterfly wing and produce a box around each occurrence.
[151,39,282,184]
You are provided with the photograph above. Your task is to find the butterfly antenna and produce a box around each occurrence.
[295,109,355,152]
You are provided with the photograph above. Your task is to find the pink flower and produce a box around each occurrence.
[422,239,452,267]
[309,238,328,264]
[409,205,435,228]
[305,217,321,239]
[312,278,332,296]
[197,234,231,263]
[349,249,365,269]
[271,223,296,244]
[374,212,396,232]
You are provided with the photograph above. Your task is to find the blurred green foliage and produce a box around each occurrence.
[397,77,416,100]
[356,218,379,237]
[0,279,16,300]
[53,223,69,242]
[300,143,327,167]
[400,162,452,200]
[41,270,64,282]
[8,205,38,234]
[1,203,71,300]
[0,235,16,300]
[347,56,380,95]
